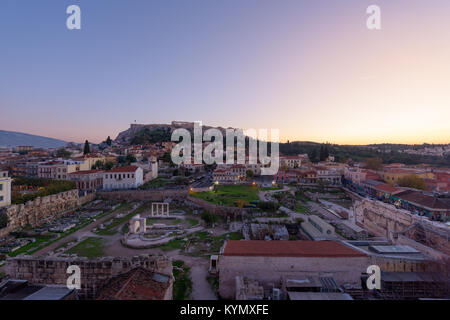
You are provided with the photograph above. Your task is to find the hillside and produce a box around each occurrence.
[0,130,67,149]
[115,121,232,145]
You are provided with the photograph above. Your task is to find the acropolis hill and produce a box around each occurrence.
[114,121,233,145]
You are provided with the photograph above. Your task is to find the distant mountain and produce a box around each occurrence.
[0,130,67,149]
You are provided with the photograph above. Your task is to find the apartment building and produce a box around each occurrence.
[213,164,247,183]
[69,170,104,192]
[38,160,89,180]
[280,155,303,169]
[0,171,11,208]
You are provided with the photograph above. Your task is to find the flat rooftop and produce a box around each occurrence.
[223,240,367,258]
[288,292,353,300]
[369,245,420,254]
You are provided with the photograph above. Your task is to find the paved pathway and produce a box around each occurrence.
[190,263,217,300]
[258,186,291,202]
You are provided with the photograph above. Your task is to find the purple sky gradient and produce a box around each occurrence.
[1,0,449,144]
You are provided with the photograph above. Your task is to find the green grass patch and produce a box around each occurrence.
[8,234,55,257]
[66,237,105,258]
[147,218,182,225]
[159,239,183,251]
[296,204,309,213]
[191,185,259,207]
[207,275,220,298]
[140,178,174,189]
[172,260,185,268]
[54,238,76,251]
[172,260,192,300]
[260,186,281,191]
[187,231,243,256]
[186,218,199,227]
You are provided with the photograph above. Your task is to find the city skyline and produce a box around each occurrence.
[1,0,450,144]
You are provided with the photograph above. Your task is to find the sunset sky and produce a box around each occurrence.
[1,0,449,144]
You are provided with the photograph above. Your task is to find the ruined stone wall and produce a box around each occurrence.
[354,199,450,256]
[218,255,370,299]
[0,191,95,238]
[98,189,188,202]
[4,255,172,299]
[354,199,414,241]
[368,255,429,273]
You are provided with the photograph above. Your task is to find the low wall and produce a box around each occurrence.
[0,191,95,238]
[4,255,172,299]
[187,196,247,216]
[98,189,188,202]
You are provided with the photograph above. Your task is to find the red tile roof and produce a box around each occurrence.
[106,165,139,173]
[374,183,402,194]
[396,190,450,210]
[223,241,366,258]
[69,170,103,175]
[96,268,171,300]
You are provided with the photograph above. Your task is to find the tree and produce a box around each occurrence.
[398,175,426,190]
[363,157,383,170]
[118,154,137,166]
[92,160,104,170]
[0,212,8,229]
[104,161,114,170]
[56,148,72,159]
[246,170,254,179]
[83,140,91,155]
[160,151,174,167]
[309,149,319,163]
[106,136,112,146]
[319,144,330,161]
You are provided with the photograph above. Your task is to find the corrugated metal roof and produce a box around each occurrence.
[381,272,449,283]
[23,286,74,300]
[369,245,420,254]
[288,292,353,300]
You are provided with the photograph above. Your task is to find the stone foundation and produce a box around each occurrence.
[354,199,450,257]
[0,190,95,238]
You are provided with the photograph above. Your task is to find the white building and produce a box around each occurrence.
[0,171,12,208]
[102,166,143,190]
[280,155,303,169]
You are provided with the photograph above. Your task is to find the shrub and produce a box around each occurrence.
[258,201,279,211]
[201,212,218,226]
[0,212,8,229]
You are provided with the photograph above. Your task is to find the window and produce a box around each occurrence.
[0,196,3,201]
[0,184,2,191]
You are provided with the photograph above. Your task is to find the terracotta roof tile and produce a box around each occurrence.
[223,241,366,258]
[96,267,171,300]
[106,165,139,173]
